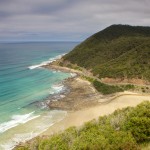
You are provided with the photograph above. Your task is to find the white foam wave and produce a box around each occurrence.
[49,83,65,95]
[51,83,64,93]
[39,102,48,109]
[0,126,52,150]
[28,54,66,70]
[0,111,67,150]
[0,112,40,133]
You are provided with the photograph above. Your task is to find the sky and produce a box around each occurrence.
[0,0,150,42]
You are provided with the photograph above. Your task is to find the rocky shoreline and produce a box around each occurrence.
[14,61,150,150]
[43,61,150,111]
[46,77,100,111]
[43,61,101,111]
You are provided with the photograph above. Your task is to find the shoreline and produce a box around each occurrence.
[43,61,101,111]
[41,62,150,132]
[42,94,150,135]
[15,92,150,149]
[46,76,100,111]
[14,61,150,149]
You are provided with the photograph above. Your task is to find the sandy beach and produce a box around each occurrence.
[42,62,150,135]
[42,94,150,136]
[14,63,150,149]
[18,74,150,148]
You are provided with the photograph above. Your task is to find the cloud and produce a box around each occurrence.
[0,0,150,41]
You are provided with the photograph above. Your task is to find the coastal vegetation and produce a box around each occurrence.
[93,80,134,95]
[63,25,150,81]
[81,75,150,95]
[82,76,134,95]
[15,25,150,150]
[15,101,150,150]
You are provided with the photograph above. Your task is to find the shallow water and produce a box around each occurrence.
[0,42,78,149]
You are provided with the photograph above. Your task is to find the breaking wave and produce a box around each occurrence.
[28,54,66,70]
[0,112,40,133]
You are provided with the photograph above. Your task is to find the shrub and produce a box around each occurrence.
[16,101,150,150]
[71,132,110,150]
[93,80,123,95]
[121,84,135,90]
[107,131,138,150]
[123,101,150,142]
[38,135,68,150]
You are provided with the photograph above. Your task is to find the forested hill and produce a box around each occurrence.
[63,25,150,81]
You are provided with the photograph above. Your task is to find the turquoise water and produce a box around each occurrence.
[0,42,78,149]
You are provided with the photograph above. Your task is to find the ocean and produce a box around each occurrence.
[0,42,78,150]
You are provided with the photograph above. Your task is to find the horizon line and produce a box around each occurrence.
[0,40,81,44]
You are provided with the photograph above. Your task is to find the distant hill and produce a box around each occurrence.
[64,25,150,81]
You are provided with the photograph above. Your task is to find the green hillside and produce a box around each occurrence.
[64,25,150,81]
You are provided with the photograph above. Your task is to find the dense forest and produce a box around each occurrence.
[63,25,150,81]
[16,101,150,150]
